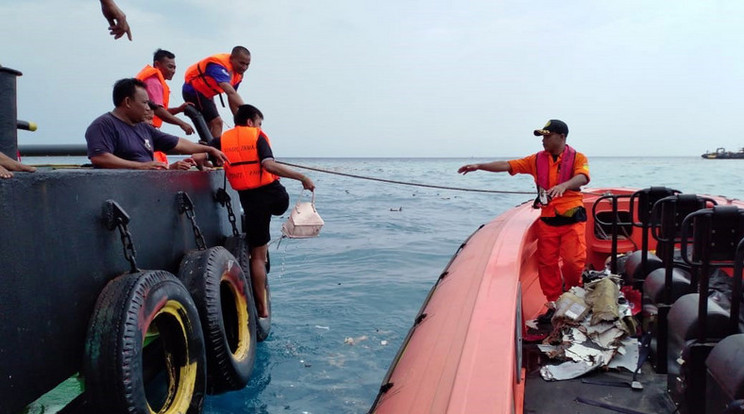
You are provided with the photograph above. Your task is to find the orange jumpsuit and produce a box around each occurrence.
[508,149,590,302]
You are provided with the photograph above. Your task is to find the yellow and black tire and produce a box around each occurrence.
[83,270,206,414]
[224,234,272,342]
[178,246,257,394]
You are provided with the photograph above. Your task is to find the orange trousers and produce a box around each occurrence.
[536,220,587,302]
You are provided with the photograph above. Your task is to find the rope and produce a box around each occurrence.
[276,160,534,195]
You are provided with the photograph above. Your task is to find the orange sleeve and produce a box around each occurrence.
[507,153,537,178]
[573,152,590,183]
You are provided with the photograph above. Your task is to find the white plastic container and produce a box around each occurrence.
[281,191,324,239]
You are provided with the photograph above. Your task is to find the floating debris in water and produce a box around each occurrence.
[344,335,368,345]
[380,340,388,346]
[315,325,330,330]
[389,207,403,212]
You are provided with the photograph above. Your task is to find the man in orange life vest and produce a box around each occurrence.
[212,104,315,318]
[136,49,194,136]
[457,119,590,322]
[183,47,251,139]
[136,49,195,166]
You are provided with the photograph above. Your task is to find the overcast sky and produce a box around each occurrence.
[1,1,742,157]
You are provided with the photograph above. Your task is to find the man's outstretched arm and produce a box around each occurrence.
[458,161,511,174]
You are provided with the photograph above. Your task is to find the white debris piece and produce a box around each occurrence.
[344,335,369,346]
[564,342,606,364]
[525,319,539,330]
[584,321,616,336]
[607,337,641,372]
[591,326,625,349]
[540,360,602,381]
[563,327,587,344]
[537,278,642,381]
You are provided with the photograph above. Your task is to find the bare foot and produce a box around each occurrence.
[16,163,35,173]
[0,165,12,179]
[0,153,36,178]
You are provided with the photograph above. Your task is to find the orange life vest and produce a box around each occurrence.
[536,145,576,190]
[222,126,278,190]
[184,54,242,99]
[135,65,170,128]
[153,151,169,165]
[533,145,583,216]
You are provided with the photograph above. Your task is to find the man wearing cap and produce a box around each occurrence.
[457,119,590,323]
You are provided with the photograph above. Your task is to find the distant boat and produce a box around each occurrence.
[701,147,744,159]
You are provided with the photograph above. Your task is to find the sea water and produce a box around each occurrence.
[21,156,744,414]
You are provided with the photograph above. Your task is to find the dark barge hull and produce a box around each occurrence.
[0,168,239,413]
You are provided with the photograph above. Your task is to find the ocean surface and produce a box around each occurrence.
[23,156,744,414]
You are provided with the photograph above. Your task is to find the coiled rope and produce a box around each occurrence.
[277,161,534,195]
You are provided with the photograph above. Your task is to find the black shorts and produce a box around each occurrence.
[238,181,289,248]
[182,90,221,123]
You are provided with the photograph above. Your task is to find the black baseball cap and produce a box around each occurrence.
[533,119,569,137]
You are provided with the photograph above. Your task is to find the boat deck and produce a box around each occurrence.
[523,344,675,414]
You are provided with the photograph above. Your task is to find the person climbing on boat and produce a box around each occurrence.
[457,119,590,323]
[211,104,315,318]
[182,47,251,139]
[0,152,36,179]
[85,78,228,170]
[100,0,131,40]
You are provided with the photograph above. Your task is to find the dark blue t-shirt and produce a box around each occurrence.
[85,112,179,162]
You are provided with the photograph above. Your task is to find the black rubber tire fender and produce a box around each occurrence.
[83,270,207,414]
[224,234,272,341]
[178,246,258,394]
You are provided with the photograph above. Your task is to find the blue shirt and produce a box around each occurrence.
[85,112,179,163]
[182,63,241,95]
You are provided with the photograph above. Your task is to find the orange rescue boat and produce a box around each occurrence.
[370,187,744,414]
